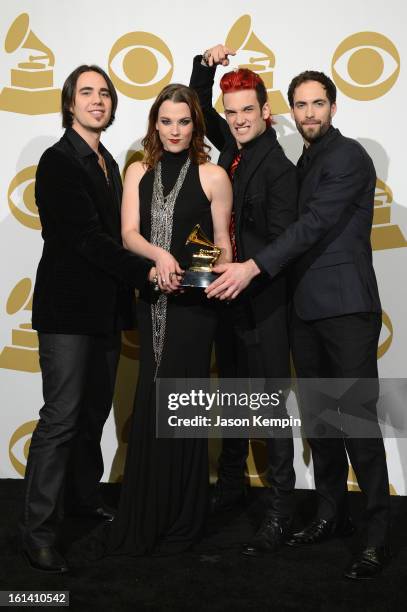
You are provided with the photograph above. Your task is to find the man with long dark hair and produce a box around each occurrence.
[20,65,153,573]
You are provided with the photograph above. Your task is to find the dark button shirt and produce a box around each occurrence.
[297,125,336,183]
[232,127,277,188]
[65,127,121,238]
[64,128,127,330]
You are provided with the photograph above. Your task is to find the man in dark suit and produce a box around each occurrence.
[190,44,298,555]
[21,65,153,573]
[207,70,390,579]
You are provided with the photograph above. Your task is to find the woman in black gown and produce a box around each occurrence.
[108,84,232,555]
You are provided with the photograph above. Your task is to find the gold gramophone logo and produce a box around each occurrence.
[8,165,40,230]
[214,15,289,116]
[9,420,38,476]
[348,465,396,495]
[108,32,173,100]
[0,13,60,115]
[378,310,393,359]
[246,439,268,486]
[332,32,400,101]
[0,278,39,373]
[121,329,140,360]
[371,178,406,251]
[122,150,144,180]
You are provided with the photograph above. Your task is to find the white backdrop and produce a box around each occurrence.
[0,0,406,495]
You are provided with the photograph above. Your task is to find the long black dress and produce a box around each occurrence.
[108,149,217,555]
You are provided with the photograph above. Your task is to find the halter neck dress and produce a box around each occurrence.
[109,149,217,555]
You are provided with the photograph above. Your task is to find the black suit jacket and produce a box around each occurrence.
[255,127,381,320]
[190,56,298,325]
[32,128,152,334]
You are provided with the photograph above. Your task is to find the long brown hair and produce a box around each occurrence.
[142,83,210,169]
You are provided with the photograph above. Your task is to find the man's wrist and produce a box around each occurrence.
[201,49,211,67]
[245,258,261,279]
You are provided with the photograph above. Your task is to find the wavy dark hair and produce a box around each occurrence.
[142,83,210,169]
[61,64,118,129]
[287,70,337,108]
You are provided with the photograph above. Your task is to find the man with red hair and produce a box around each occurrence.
[190,44,297,556]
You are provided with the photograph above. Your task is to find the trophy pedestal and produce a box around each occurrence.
[11,68,54,88]
[371,224,407,250]
[0,86,60,114]
[0,345,40,372]
[181,270,218,288]
[0,323,40,372]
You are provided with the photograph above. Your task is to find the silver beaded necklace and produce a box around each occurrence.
[150,154,191,379]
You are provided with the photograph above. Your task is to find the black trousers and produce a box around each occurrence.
[290,310,390,546]
[215,302,295,519]
[21,332,121,547]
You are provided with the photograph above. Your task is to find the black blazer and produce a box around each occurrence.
[190,57,298,325]
[255,127,382,320]
[32,128,152,334]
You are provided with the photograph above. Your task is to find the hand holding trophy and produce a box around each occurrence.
[181,224,221,288]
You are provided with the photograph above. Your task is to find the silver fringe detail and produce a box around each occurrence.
[150,156,191,379]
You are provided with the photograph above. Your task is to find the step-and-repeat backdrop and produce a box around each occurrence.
[1,0,406,494]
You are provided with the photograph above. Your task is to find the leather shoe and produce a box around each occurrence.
[70,506,114,522]
[242,514,290,557]
[210,484,246,515]
[23,545,68,574]
[286,517,355,547]
[344,546,389,580]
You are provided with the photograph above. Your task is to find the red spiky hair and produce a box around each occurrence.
[220,69,272,128]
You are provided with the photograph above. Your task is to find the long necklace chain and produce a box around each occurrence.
[150,155,191,379]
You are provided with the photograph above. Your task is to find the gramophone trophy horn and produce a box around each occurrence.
[5,13,55,66]
[0,12,60,114]
[20,30,55,67]
[226,14,275,70]
[371,178,407,251]
[0,278,40,373]
[181,224,222,288]
[214,14,289,115]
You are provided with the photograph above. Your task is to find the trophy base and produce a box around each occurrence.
[181,270,217,288]
[371,224,407,251]
[0,86,61,114]
[0,345,40,373]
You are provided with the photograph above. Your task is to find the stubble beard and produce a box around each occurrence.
[296,119,331,144]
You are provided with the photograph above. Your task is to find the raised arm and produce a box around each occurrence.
[189,44,236,152]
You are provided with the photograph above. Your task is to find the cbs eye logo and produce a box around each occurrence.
[9,420,37,476]
[332,32,400,100]
[8,165,40,229]
[108,32,173,100]
[378,311,393,359]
